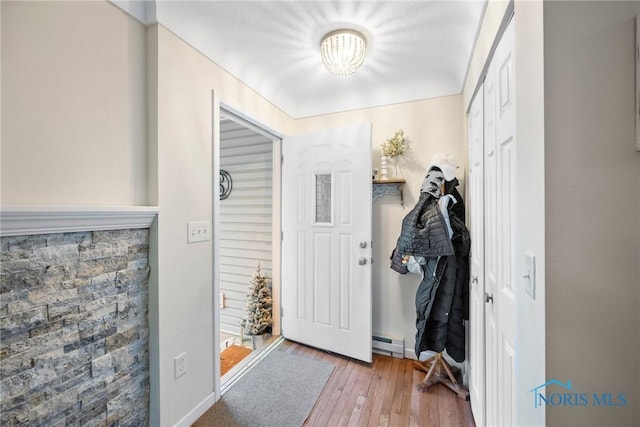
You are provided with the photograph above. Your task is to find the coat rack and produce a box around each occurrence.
[414,352,469,400]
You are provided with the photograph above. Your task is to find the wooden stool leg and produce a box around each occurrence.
[413,354,437,374]
[415,352,470,400]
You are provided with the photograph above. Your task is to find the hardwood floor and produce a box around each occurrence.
[275,340,476,427]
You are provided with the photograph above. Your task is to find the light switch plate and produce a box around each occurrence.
[523,253,536,299]
[187,221,210,243]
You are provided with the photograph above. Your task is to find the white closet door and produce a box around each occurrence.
[484,18,517,427]
[468,87,486,426]
[469,16,517,427]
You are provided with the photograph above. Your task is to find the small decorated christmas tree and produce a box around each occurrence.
[242,263,272,335]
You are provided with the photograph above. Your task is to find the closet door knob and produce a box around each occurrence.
[358,257,367,265]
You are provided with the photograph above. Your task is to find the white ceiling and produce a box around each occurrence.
[114,0,486,118]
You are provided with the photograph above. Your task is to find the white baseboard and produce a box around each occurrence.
[372,334,404,358]
[173,392,217,427]
[405,348,418,360]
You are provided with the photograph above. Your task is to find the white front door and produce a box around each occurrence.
[281,123,372,363]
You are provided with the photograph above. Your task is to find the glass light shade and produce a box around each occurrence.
[320,29,366,76]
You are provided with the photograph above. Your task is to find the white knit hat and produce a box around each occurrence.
[428,153,458,181]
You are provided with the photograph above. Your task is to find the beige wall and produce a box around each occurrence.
[295,95,465,357]
[144,19,464,424]
[1,2,293,424]
[148,24,293,426]
[544,2,640,426]
[1,1,148,205]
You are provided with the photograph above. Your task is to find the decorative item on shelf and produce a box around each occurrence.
[381,129,408,179]
[390,157,401,179]
[220,169,233,200]
[380,156,389,180]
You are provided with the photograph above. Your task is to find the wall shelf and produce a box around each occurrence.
[373,179,406,206]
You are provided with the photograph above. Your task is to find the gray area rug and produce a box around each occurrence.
[198,349,334,426]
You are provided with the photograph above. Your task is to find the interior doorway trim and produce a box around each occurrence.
[218,103,283,338]
[220,336,285,395]
[220,103,283,140]
[217,102,283,338]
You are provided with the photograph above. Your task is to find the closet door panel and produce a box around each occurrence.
[483,67,499,427]
[496,20,517,427]
[468,88,486,427]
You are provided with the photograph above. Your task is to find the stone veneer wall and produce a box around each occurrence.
[0,229,150,426]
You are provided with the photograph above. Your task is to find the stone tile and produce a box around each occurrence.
[27,392,78,426]
[0,350,33,380]
[115,267,149,288]
[1,250,31,274]
[0,306,48,339]
[4,235,47,251]
[126,258,148,270]
[1,228,150,425]
[105,328,138,353]
[0,387,46,414]
[77,257,127,278]
[26,286,79,307]
[46,232,91,247]
[28,318,65,338]
[0,372,31,401]
[126,244,148,260]
[43,264,79,286]
[90,353,113,378]
[79,242,129,262]
[92,229,147,244]
[30,245,80,268]
[1,269,46,293]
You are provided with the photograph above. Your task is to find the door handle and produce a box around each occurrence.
[358,257,367,265]
[472,276,478,284]
[359,241,367,248]
[484,292,494,304]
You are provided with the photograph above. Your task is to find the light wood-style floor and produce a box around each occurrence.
[276,340,476,427]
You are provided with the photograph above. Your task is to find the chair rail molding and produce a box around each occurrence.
[0,205,159,236]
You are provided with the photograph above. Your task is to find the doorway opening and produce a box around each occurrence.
[217,107,282,387]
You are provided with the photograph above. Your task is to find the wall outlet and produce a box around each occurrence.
[187,221,210,243]
[174,352,187,379]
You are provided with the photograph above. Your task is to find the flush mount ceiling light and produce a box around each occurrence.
[320,29,367,76]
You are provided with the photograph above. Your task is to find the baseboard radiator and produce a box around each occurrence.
[372,335,404,359]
